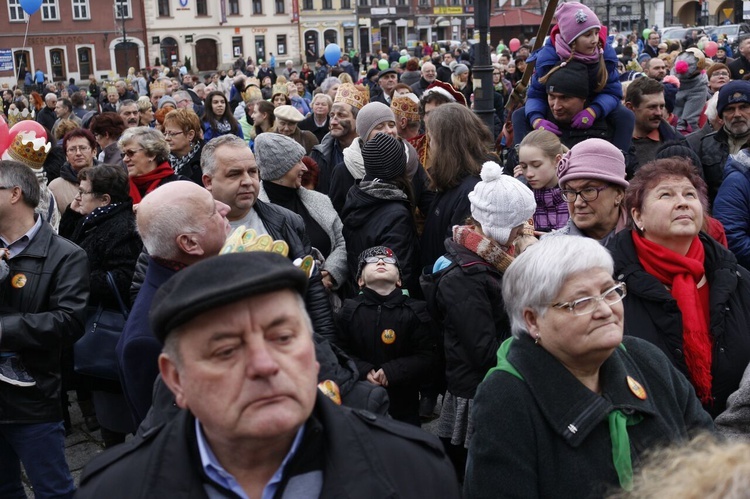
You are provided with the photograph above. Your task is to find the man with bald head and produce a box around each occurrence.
[116,181,231,427]
[411,61,437,97]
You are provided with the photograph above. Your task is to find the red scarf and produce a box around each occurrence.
[631,230,713,404]
[129,162,175,203]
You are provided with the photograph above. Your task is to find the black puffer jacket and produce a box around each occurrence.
[421,238,511,399]
[341,181,420,296]
[254,199,337,340]
[692,128,735,205]
[609,230,750,417]
[0,222,89,423]
[336,288,435,423]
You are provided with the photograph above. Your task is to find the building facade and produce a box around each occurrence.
[0,0,147,87]
[145,0,302,72]
[298,0,358,63]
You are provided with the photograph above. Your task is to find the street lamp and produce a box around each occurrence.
[473,0,493,133]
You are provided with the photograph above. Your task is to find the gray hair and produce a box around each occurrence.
[705,91,719,123]
[320,77,340,95]
[502,235,614,339]
[138,209,206,260]
[311,92,333,109]
[162,292,312,368]
[0,160,40,208]
[118,126,170,164]
[172,90,190,101]
[200,134,251,177]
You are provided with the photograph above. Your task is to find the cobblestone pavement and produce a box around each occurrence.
[20,393,441,496]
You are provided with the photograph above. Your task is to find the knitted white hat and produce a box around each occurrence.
[468,161,536,245]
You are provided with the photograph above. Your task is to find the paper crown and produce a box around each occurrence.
[5,131,51,170]
[334,83,370,111]
[7,107,35,126]
[149,80,169,92]
[423,80,467,107]
[272,82,289,96]
[391,93,420,122]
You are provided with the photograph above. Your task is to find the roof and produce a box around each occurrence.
[490,8,544,27]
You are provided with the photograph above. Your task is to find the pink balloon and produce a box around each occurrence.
[8,120,47,145]
[509,38,521,53]
[704,41,719,58]
[0,119,9,156]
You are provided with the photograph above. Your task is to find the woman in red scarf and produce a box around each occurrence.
[608,158,750,418]
[118,127,179,203]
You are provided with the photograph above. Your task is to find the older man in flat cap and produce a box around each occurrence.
[77,253,460,498]
[274,104,319,155]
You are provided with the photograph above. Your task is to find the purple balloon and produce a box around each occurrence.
[20,0,43,15]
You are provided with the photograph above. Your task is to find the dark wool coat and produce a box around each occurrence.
[77,393,461,499]
[609,230,750,418]
[464,335,714,499]
[336,288,436,424]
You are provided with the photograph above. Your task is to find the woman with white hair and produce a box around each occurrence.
[464,235,714,498]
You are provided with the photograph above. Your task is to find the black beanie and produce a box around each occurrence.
[362,133,406,181]
[655,140,703,173]
[545,60,589,100]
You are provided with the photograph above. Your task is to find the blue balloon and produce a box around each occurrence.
[324,43,342,66]
[20,0,43,15]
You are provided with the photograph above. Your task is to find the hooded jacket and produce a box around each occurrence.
[714,151,750,269]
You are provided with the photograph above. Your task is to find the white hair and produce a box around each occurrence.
[502,235,614,338]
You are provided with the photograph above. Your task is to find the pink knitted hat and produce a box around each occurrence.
[555,2,601,45]
[557,139,629,189]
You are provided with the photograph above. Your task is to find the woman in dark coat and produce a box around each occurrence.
[420,103,491,269]
[163,108,205,186]
[60,164,143,446]
[342,133,419,296]
[608,158,750,418]
[465,235,714,498]
[421,163,536,481]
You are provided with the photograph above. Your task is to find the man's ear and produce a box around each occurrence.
[202,174,212,191]
[159,353,189,409]
[176,233,204,256]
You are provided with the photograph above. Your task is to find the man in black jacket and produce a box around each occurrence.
[35,92,58,132]
[0,160,89,499]
[77,252,459,498]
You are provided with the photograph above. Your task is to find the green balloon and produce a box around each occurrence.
[497,43,506,53]
[378,59,389,70]
[399,55,409,64]
[642,28,651,40]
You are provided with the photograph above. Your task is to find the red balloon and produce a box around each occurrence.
[509,38,521,53]
[704,41,719,58]
[8,120,47,145]
[0,119,9,156]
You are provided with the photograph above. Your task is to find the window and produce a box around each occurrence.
[78,47,92,79]
[323,0,332,8]
[378,0,386,5]
[303,0,313,9]
[419,0,428,6]
[277,35,287,55]
[253,0,262,14]
[275,0,284,13]
[72,0,89,19]
[114,0,132,19]
[197,0,208,14]
[397,0,405,5]
[228,0,239,14]
[341,0,350,7]
[232,36,243,57]
[358,0,368,5]
[450,0,459,5]
[42,0,60,20]
[157,0,169,16]
[8,0,26,22]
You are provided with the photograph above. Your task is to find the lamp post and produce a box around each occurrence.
[473,0,494,133]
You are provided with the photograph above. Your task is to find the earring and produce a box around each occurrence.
[534,333,541,345]
[614,200,620,207]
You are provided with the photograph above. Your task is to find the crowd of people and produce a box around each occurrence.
[6,1,750,496]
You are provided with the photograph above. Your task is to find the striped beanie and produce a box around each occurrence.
[361,133,406,182]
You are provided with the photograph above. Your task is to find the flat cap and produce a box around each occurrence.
[378,68,398,79]
[274,104,305,123]
[150,252,309,343]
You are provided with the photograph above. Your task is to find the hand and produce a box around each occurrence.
[532,118,561,135]
[570,108,597,129]
[366,369,382,385]
[320,270,334,290]
[513,164,524,178]
[373,368,388,387]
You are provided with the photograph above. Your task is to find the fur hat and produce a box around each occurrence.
[555,2,601,45]
[356,102,396,141]
[717,80,750,116]
[254,133,306,181]
[557,138,629,189]
[468,161,536,246]
[361,133,405,181]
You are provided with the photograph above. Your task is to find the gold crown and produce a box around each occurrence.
[272,82,289,96]
[334,83,369,111]
[7,108,35,126]
[391,93,420,122]
[6,131,50,170]
[149,80,169,91]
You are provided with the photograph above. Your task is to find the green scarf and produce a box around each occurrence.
[485,338,640,491]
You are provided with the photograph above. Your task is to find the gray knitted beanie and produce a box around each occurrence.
[356,102,396,142]
[254,133,306,181]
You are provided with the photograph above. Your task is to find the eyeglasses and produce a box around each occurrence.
[551,282,627,316]
[560,185,609,203]
[123,148,144,158]
[710,71,730,78]
[163,130,185,138]
[364,256,397,264]
[66,145,91,154]
[75,189,96,198]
